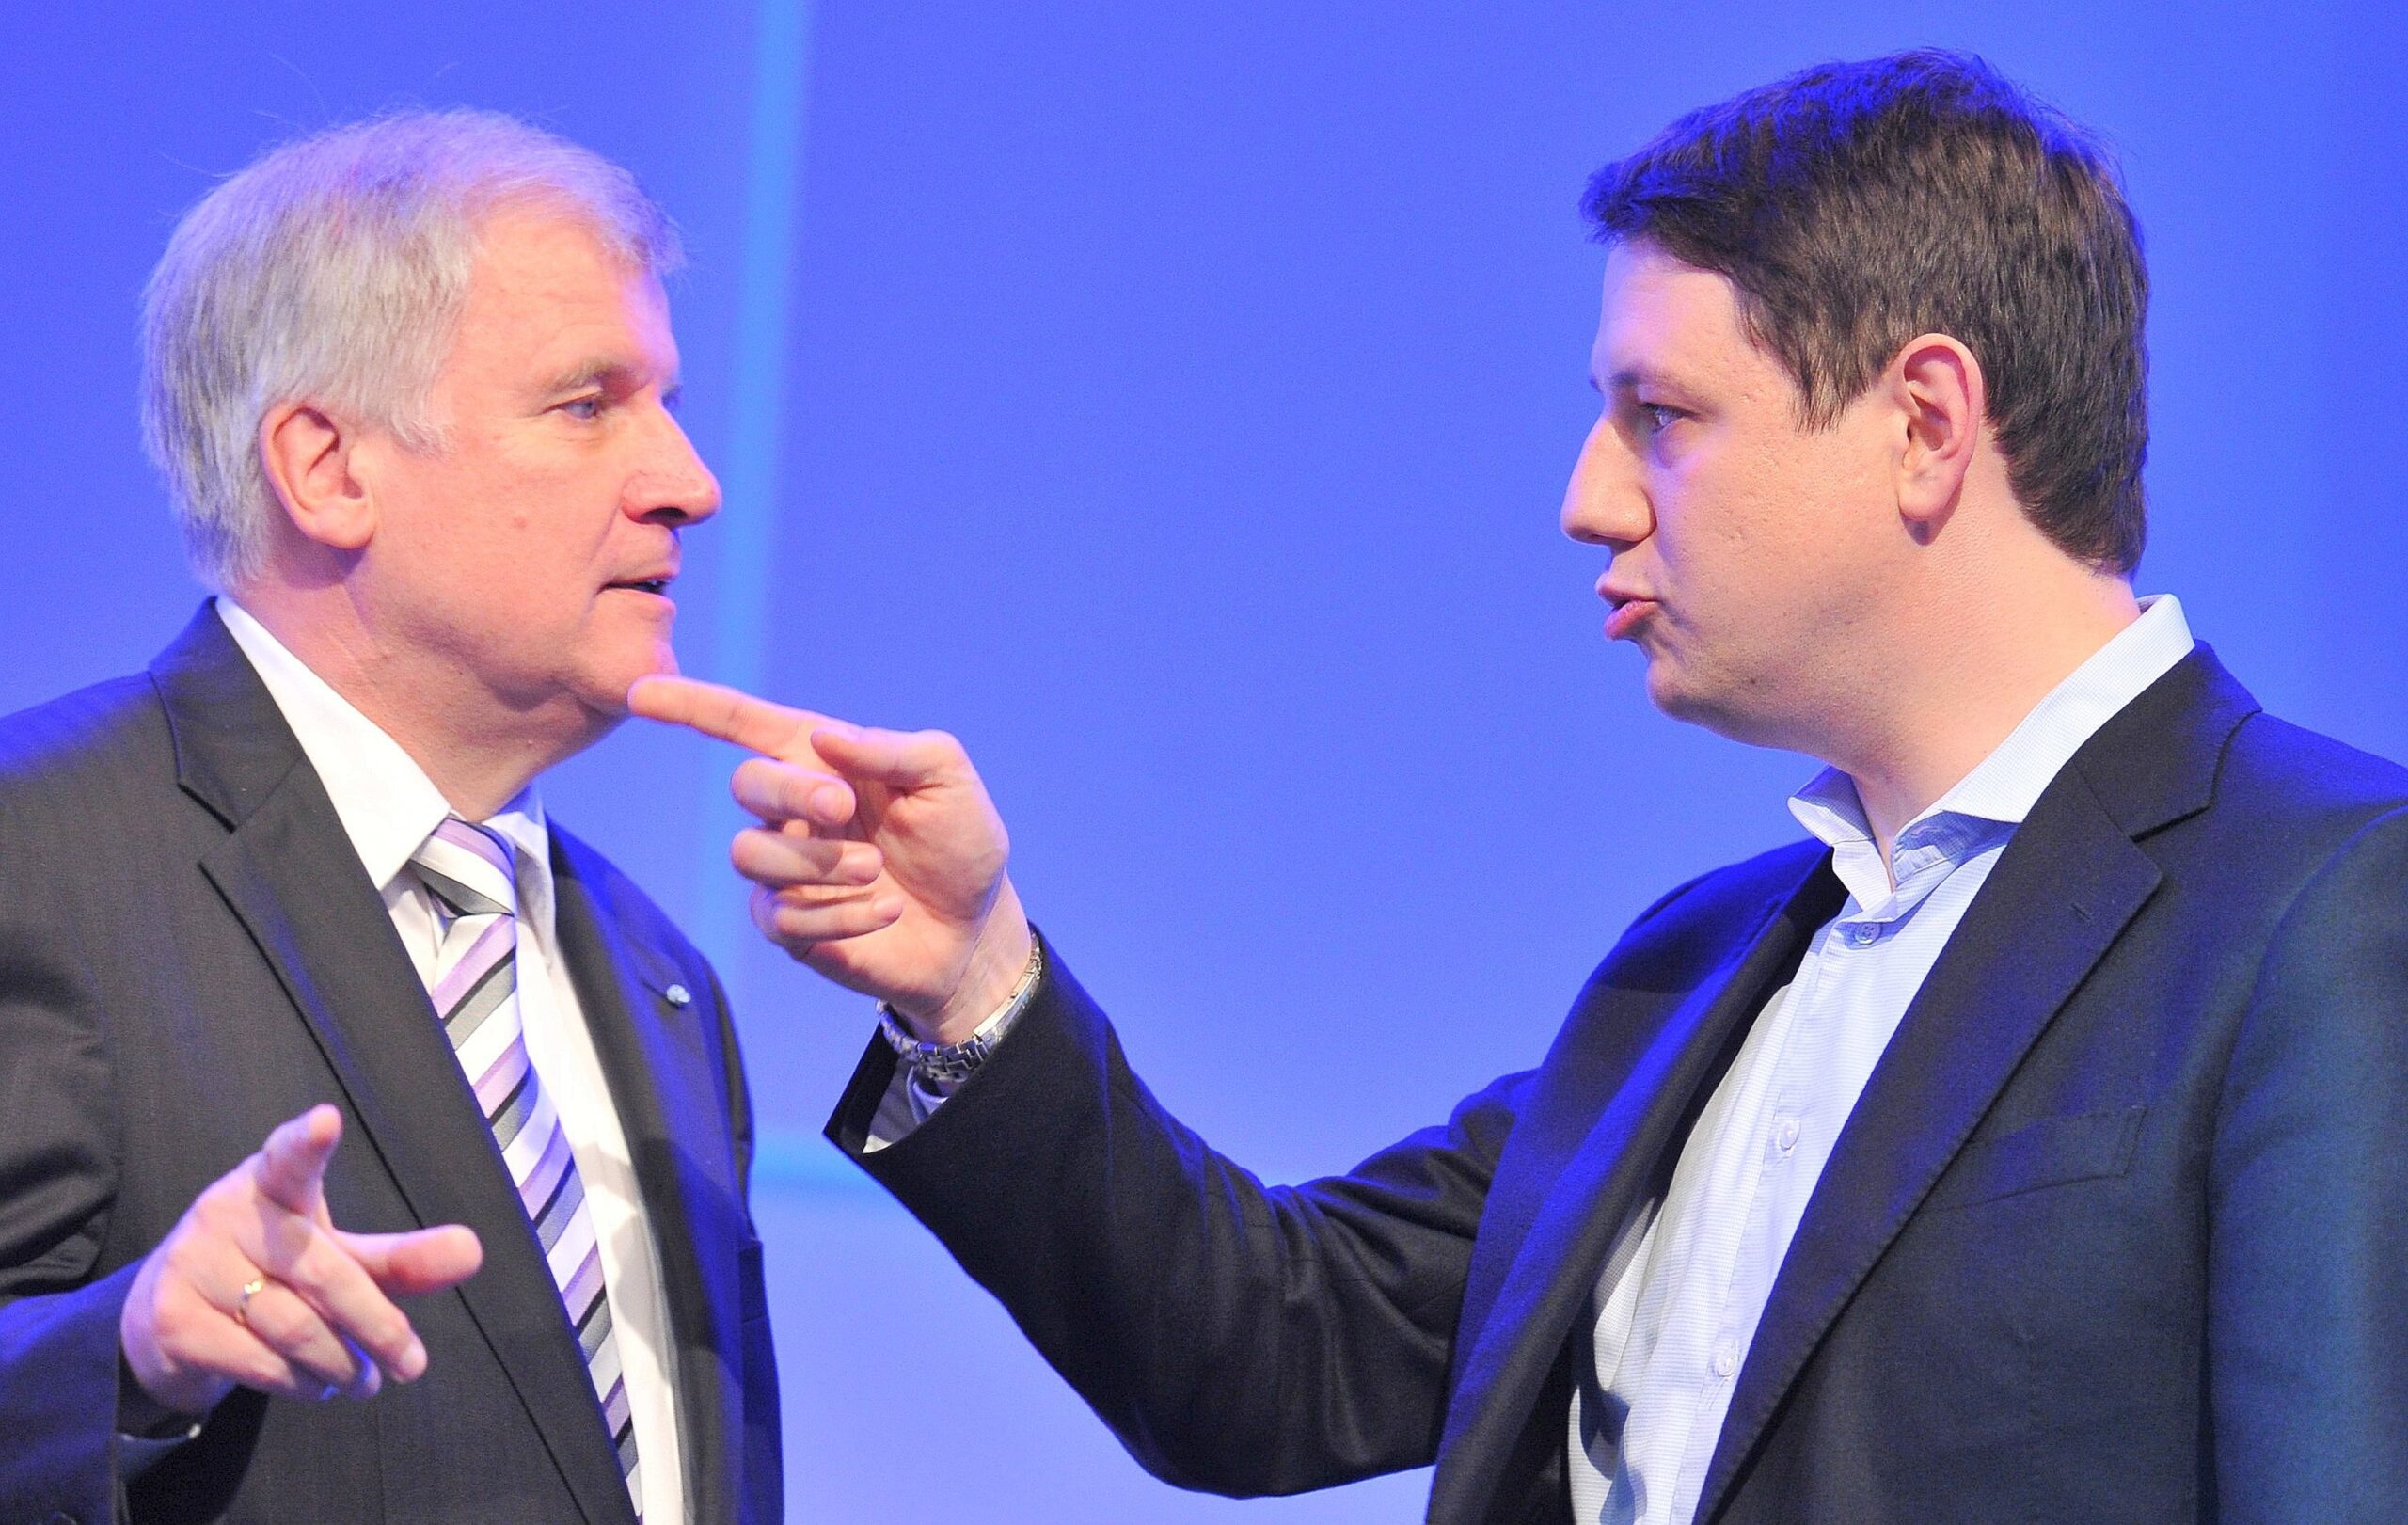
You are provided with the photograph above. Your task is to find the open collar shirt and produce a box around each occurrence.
[1568,595,2197,1524]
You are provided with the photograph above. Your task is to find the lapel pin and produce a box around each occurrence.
[663,982,693,1009]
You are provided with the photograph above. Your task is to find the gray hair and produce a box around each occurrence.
[139,108,684,590]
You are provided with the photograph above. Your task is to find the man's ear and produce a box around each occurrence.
[1890,334,1986,543]
[259,402,377,553]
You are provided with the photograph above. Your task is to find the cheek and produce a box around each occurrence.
[384,461,531,572]
[1647,453,1763,580]
[441,489,592,614]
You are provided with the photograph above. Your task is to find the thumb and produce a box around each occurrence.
[253,1104,342,1218]
[811,725,957,791]
[337,1224,485,1295]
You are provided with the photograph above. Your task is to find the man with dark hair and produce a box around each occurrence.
[642,51,2405,1522]
[1583,50,2147,573]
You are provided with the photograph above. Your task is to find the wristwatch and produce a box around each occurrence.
[878,936,1044,1088]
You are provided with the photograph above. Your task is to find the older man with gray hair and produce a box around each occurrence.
[0,110,776,1523]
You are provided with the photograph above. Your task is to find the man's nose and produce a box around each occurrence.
[632,407,721,527]
[1560,413,1650,551]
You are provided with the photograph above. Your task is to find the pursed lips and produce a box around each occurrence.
[1598,580,1660,641]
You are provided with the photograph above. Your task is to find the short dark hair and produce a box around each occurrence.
[1584,50,2148,573]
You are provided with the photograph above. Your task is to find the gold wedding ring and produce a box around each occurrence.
[235,1275,267,1329]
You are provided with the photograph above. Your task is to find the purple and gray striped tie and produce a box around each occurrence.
[411,816,642,1517]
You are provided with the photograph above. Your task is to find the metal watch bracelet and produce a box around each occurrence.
[877,936,1044,1088]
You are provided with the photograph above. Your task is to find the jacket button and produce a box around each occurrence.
[663,983,693,1008]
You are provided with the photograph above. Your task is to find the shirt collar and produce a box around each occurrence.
[214,599,554,917]
[1788,594,2195,898]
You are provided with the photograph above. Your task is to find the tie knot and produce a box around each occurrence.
[411,815,518,919]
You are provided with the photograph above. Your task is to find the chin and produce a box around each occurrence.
[575,637,680,719]
[1644,661,1784,748]
[634,636,680,681]
[1640,656,1698,720]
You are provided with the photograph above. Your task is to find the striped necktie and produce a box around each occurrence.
[410,816,642,1517]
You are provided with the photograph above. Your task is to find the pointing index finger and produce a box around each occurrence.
[254,1104,342,1218]
[627,675,851,762]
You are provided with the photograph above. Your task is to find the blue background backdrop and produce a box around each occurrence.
[4,3,2401,1517]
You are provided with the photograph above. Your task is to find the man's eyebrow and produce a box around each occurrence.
[1597,363,1670,392]
[539,359,625,395]
[537,358,681,399]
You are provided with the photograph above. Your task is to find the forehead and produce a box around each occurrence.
[1590,241,1767,392]
[451,208,675,372]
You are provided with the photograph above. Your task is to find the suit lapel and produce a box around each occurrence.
[154,609,638,1525]
[551,834,745,1525]
[1430,855,1840,1517]
[1694,651,2257,1520]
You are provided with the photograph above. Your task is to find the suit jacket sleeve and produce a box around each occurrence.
[826,942,1527,1498]
[0,846,146,1525]
[2208,802,2408,1513]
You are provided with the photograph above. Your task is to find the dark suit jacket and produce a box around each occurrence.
[0,609,781,1525]
[829,647,2408,1522]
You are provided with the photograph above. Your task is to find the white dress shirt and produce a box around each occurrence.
[1567,594,2196,1524]
[216,599,689,1523]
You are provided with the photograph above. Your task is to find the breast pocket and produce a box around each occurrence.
[1925,1104,2147,1212]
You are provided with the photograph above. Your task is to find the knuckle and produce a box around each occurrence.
[361,1309,410,1355]
[158,1223,201,1268]
[253,1214,313,1271]
[286,1234,357,1295]
[281,1337,349,1388]
[149,1294,198,1348]
[320,1342,365,1384]
[347,1297,400,1343]
[246,1293,302,1343]
[195,1173,246,1220]
[751,888,789,939]
[160,1246,218,1300]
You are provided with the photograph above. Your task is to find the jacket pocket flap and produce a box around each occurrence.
[1927,1104,2146,1211]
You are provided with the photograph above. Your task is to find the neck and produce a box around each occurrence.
[1828,557,2140,866]
[231,582,598,821]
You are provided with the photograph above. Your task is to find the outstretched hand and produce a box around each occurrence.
[119,1104,483,1419]
[627,675,1034,1043]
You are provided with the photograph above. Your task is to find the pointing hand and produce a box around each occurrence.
[628,675,1034,1043]
[119,1104,483,1418]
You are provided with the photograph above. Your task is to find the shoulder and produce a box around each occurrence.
[2170,710,2408,903]
[2217,710,2408,828]
[2219,715,2408,929]
[1629,836,1827,933]
[0,673,173,811]
[1590,836,1828,983]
